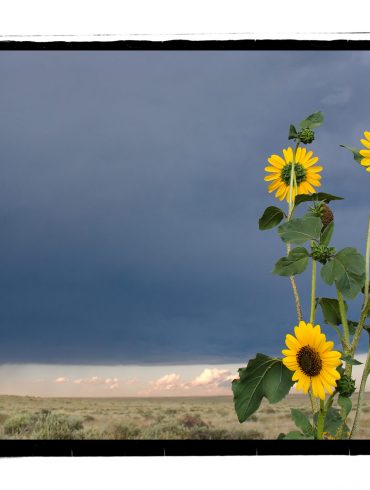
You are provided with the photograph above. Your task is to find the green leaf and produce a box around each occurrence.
[347,320,357,336]
[278,216,322,245]
[317,297,347,327]
[232,354,294,423]
[338,396,352,417]
[273,247,309,276]
[313,408,344,437]
[341,354,362,365]
[259,206,285,230]
[340,145,363,164]
[294,192,343,207]
[299,111,324,129]
[321,221,334,246]
[283,431,305,440]
[321,247,366,299]
[288,124,298,140]
[291,409,314,437]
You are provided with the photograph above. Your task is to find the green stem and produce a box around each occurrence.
[286,143,303,323]
[325,392,335,412]
[350,339,370,439]
[351,300,370,363]
[363,215,370,313]
[336,287,350,354]
[316,399,326,439]
[310,255,317,324]
[350,219,370,439]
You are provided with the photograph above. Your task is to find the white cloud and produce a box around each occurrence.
[54,377,69,384]
[73,376,120,390]
[151,373,184,390]
[190,368,233,387]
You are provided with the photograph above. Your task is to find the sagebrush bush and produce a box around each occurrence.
[3,411,84,439]
[108,422,141,440]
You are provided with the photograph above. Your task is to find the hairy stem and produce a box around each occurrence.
[316,399,326,440]
[286,143,303,323]
[310,256,317,324]
[350,342,370,439]
[349,217,370,375]
[363,215,370,312]
[336,288,350,354]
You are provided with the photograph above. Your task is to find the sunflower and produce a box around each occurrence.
[264,147,323,202]
[282,321,342,400]
[359,131,370,172]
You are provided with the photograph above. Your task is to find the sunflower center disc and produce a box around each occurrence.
[296,346,322,377]
[280,163,307,185]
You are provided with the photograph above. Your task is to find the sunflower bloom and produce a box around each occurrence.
[282,321,342,400]
[264,147,323,202]
[359,131,370,172]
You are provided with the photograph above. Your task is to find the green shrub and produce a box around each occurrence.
[108,422,141,440]
[178,414,208,429]
[32,412,84,439]
[4,413,37,437]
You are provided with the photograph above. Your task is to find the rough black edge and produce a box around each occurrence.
[0,39,370,50]
[0,440,368,457]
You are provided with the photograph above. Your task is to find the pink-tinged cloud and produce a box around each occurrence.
[190,368,233,387]
[151,373,184,391]
[108,383,119,390]
[73,377,120,390]
[54,377,69,384]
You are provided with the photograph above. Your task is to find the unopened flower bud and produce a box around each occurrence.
[298,128,315,144]
[311,244,336,264]
[336,374,356,397]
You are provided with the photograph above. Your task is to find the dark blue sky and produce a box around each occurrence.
[0,51,369,365]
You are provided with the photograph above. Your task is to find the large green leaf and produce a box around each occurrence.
[338,396,352,417]
[294,192,343,206]
[340,145,363,164]
[317,297,347,326]
[273,247,309,276]
[291,409,314,437]
[321,247,366,299]
[314,408,345,438]
[259,206,285,230]
[321,221,334,246]
[299,111,324,129]
[232,354,294,423]
[324,408,345,437]
[278,216,322,245]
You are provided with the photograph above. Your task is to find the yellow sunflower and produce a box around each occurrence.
[282,321,342,400]
[264,147,323,202]
[359,130,370,172]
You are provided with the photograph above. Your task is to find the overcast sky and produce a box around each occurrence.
[0,50,369,376]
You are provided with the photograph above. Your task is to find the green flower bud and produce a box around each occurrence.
[336,374,356,397]
[311,244,336,264]
[298,128,315,144]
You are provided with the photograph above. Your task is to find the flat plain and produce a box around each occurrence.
[0,393,369,439]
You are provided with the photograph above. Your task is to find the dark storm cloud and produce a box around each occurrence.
[0,51,369,364]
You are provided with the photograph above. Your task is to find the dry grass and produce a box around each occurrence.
[0,393,369,439]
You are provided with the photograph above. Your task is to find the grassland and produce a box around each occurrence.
[0,394,369,439]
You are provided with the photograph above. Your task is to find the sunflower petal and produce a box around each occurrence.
[360,138,370,150]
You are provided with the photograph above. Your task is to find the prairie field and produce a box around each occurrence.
[0,394,369,440]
